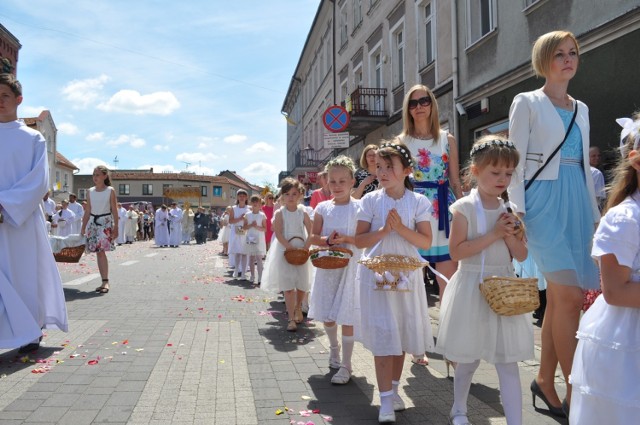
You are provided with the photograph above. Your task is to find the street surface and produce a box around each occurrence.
[0,240,567,424]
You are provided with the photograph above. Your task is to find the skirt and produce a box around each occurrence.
[85,214,116,253]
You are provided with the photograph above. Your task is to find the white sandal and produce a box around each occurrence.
[330,366,351,385]
[449,413,473,425]
[329,345,341,369]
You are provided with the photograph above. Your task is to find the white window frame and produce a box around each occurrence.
[465,0,497,47]
[369,43,383,112]
[418,0,435,67]
[353,0,363,28]
[390,20,405,88]
[353,62,363,88]
[78,188,87,201]
[340,77,348,105]
[340,4,348,46]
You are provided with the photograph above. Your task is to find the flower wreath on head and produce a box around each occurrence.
[380,143,414,167]
[470,139,515,157]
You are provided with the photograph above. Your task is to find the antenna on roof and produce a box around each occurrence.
[182,161,191,170]
[113,156,119,169]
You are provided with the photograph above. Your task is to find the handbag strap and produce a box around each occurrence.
[525,102,578,191]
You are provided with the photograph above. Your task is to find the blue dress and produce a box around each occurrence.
[523,106,599,289]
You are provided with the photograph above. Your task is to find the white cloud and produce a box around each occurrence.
[62,74,110,109]
[223,134,247,144]
[97,89,180,115]
[197,142,209,149]
[86,132,105,142]
[242,161,279,176]
[176,152,220,163]
[20,105,47,117]
[57,122,79,135]
[72,157,109,175]
[245,142,275,154]
[107,134,146,148]
[153,144,169,152]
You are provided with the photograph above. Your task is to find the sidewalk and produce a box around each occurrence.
[0,240,567,424]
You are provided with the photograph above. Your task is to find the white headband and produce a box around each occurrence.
[470,139,515,157]
[616,117,640,156]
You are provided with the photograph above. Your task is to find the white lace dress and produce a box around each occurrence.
[308,199,361,325]
[228,205,250,255]
[570,192,640,424]
[242,211,267,256]
[356,189,435,356]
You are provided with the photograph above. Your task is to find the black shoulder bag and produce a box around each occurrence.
[525,103,578,191]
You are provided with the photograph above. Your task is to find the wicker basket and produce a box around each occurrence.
[309,247,353,269]
[284,237,309,265]
[479,276,540,316]
[53,245,86,263]
[358,254,425,292]
[235,226,246,236]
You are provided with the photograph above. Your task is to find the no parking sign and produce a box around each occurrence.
[322,105,350,133]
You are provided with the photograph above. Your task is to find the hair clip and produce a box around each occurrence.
[616,117,640,156]
[380,143,414,166]
[470,139,515,157]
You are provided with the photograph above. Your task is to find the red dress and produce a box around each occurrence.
[262,205,274,246]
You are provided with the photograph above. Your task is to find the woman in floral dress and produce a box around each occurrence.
[399,84,463,300]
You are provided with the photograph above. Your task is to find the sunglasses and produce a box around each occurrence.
[408,96,432,109]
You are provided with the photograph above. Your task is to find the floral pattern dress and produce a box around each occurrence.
[404,132,456,262]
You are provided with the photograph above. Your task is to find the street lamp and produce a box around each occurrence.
[303,144,314,164]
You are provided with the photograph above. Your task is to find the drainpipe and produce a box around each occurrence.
[331,0,336,105]
[451,0,459,141]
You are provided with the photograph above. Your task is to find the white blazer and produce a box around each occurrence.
[507,89,599,222]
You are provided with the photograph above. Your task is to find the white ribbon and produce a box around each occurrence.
[616,117,640,155]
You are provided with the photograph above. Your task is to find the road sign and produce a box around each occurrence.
[323,131,350,149]
[322,105,350,133]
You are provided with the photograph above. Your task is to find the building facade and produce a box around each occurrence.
[0,23,20,75]
[282,0,640,180]
[23,111,59,193]
[52,152,79,201]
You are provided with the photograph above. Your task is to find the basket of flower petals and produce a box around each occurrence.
[309,247,353,269]
[358,254,425,292]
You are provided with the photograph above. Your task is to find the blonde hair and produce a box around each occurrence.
[532,30,580,78]
[400,84,441,140]
[95,165,112,186]
[605,112,640,212]
[359,144,379,169]
[325,155,356,177]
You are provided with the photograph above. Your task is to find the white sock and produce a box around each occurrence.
[255,256,263,281]
[392,380,401,399]
[341,335,354,371]
[451,360,480,418]
[324,323,339,348]
[380,390,394,415]
[496,362,522,425]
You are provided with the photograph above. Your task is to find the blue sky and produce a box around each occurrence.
[1,1,319,186]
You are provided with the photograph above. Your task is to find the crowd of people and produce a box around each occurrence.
[2,28,638,424]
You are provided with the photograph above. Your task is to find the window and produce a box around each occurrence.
[392,24,405,87]
[421,2,435,66]
[55,171,60,185]
[213,186,222,197]
[474,119,509,141]
[340,78,348,105]
[78,188,87,201]
[370,49,382,88]
[340,4,348,46]
[353,0,362,28]
[466,0,496,46]
[524,0,540,8]
[142,184,153,196]
[119,184,130,195]
[201,186,208,197]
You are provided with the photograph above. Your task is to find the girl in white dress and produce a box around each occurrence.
[355,142,434,423]
[228,190,250,278]
[242,195,267,285]
[569,115,640,424]
[436,136,532,425]
[308,156,362,385]
[262,178,313,331]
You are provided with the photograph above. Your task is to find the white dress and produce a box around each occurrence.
[228,205,250,255]
[242,211,267,256]
[570,192,640,424]
[219,214,230,244]
[308,199,362,325]
[356,189,435,356]
[435,194,534,364]
[154,208,170,246]
[261,205,312,292]
[0,120,68,348]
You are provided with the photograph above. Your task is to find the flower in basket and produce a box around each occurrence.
[396,272,409,291]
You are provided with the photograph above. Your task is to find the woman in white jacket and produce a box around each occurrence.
[508,30,600,418]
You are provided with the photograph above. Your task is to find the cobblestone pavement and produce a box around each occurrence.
[0,240,567,424]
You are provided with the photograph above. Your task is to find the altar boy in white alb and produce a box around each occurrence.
[0,73,68,352]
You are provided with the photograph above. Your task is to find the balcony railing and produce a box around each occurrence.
[349,87,387,117]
